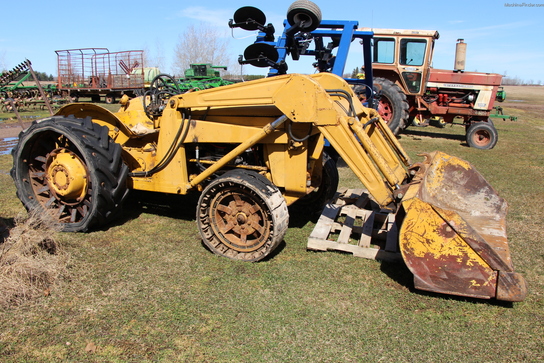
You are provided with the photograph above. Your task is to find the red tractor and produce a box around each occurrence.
[361,28,504,149]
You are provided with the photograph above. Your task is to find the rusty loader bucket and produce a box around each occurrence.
[305,73,526,301]
[399,151,527,301]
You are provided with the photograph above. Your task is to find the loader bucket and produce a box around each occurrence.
[399,151,527,301]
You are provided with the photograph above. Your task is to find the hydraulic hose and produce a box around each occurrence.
[129,112,191,178]
[143,74,182,119]
[288,121,312,142]
[325,88,356,117]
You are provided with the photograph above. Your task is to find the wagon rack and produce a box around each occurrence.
[55,48,145,104]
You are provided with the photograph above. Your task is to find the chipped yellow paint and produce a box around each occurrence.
[400,197,493,273]
[423,151,472,189]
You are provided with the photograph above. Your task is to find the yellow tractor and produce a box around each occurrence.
[10,71,526,302]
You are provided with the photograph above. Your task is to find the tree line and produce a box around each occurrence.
[0,70,55,82]
[501,76,542,86]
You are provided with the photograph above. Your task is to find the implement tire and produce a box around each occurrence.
[374,77,409,136]
[11,115,129,232]
[287,0,322,32]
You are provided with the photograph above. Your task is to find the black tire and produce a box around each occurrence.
[466,121,498,149]
[105,94,115,104]
[11,115,129,232]
[373,77,409,136]
[287,0,322,32]
[290,152,339,215]
[197,169,289,262]
[428,116,446,128]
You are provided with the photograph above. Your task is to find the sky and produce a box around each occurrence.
[1,0,543,83]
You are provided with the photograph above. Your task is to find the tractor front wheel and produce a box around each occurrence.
[197,170,289,262]
[11,115,129,231]
[466,121,498,149]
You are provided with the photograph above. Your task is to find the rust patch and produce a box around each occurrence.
[408,251,498,300]
[438,222,456,240]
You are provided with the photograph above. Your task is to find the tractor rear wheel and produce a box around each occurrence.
[11,115,129,231]
[197,170,289,262]
[466,121,498,149]
[373,77,409,136]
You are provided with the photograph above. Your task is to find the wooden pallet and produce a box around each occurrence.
[307,188,401,261]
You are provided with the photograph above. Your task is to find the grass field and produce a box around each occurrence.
[0,86,543,362]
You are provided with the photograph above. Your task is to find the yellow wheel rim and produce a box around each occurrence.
[46,149,88,202]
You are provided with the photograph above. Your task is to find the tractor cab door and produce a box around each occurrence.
[371,32,435,96]
[398,38,427,94]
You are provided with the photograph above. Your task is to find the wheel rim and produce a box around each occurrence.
[209,187,270,252]
[377,98,393,123]
[471,129,491,148]
[412,115,423,126]
[45,148,88,203]
[26,133,92,224]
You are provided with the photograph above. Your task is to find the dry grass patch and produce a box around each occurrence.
[0,211,68,308]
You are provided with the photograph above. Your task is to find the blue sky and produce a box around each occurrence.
[1,0,543,83]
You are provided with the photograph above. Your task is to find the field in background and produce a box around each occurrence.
[0,86,543,362]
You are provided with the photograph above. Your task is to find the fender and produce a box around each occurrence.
[55,103,135,144]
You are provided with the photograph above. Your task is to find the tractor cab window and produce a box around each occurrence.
[373,38,395,64]
[400,39,427,66]
[194,65,207,77]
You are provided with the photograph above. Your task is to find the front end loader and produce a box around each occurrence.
[10,71,526,301]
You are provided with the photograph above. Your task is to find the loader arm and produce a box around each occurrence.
[172,72,411,208]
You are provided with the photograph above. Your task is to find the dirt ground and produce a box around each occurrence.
[0,122,30,139]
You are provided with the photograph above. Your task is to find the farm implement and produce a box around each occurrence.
[233,1,510,149]
[0,60,59,114]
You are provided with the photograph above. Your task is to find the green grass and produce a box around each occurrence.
[0,108,52,124]
[1,90,543,362]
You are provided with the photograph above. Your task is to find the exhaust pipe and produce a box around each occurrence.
[454,39,467,72]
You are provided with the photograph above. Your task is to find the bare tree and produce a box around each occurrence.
[0,50,6,72]
[173,23,232,76]
[142,39,167,71]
